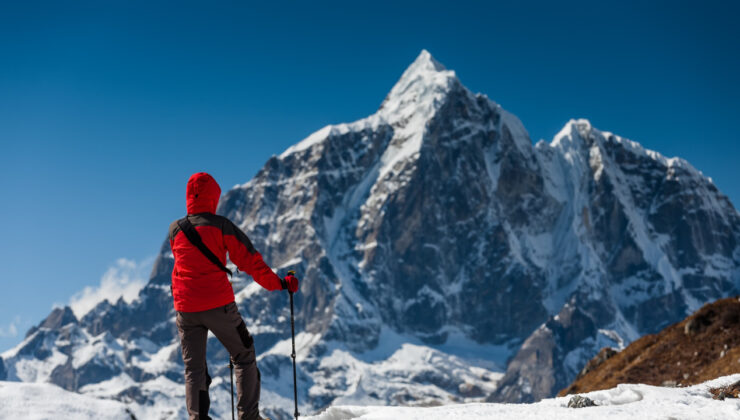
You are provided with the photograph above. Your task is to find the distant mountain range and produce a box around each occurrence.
[2,50,739,419]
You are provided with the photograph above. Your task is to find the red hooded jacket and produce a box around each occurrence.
[169,172,283,312]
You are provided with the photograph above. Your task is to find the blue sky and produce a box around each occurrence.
[1,0,738,351]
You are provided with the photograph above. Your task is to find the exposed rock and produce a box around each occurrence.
[709,380,740,400]
[16,330,53,360]
[577,347,618,380]
[488,300,597,402]
[567,395,596,408]
[49,359,77,391]
[458,383,484,398]
[560,296,740,396]
[25,306,77,338]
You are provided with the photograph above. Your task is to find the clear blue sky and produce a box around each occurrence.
[1,1,738,351]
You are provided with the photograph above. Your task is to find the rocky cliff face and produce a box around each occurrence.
[489,119,740,401]
[2,50,739,417]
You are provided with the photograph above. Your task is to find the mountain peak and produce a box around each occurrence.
[550,118,698,175]
[408,49,447,73]
[379,50,459,128]
[280,50,461,160]
[22,305,78,339]
[39,306,77,330]
[551,118,592,145]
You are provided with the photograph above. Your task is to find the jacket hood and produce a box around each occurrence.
[186,172,221,214]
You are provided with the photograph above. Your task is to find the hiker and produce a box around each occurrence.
[169,172,299,420]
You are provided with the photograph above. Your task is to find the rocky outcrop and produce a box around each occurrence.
[488,300,598,402]
[559,296,740,396]
[575,347,618,380]
[24,306,77,339]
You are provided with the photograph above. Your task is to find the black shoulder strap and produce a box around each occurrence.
[177,216,233,276]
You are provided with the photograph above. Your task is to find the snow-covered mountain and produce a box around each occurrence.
[2,50,739,418]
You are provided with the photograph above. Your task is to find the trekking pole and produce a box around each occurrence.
[229,361,235,420]
[287,271,300,419]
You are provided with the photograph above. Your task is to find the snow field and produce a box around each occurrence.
[305,374,740,420]
[0,380,133,419]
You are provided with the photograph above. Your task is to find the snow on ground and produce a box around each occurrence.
[1,374,739,419]
[305,374,740,420]
[0,381,133,420]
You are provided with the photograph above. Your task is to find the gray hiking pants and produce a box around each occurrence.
[176,301,261,420]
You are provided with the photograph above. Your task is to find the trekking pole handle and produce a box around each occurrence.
[283,270,298,294]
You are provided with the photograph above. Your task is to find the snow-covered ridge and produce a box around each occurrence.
[550,118,701,177]
[280,125,334,158]
[377,49,457,125]
[279,49,459,164]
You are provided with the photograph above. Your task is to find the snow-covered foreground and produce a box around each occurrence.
[1,375,739,419]
[305,374,740,420]
[0,381,133,420]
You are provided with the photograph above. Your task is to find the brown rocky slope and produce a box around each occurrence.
[560,296,740,396]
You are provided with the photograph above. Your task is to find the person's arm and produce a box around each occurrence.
[223,219,283,291]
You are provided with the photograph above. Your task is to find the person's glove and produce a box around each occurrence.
[281,271,299,293]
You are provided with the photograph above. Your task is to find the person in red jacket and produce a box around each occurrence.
[169,172,298,420]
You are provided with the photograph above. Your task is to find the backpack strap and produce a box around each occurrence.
[177,216,233,276]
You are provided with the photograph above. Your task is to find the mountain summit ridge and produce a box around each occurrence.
[2,50,739,418]
[280,49,461,164]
